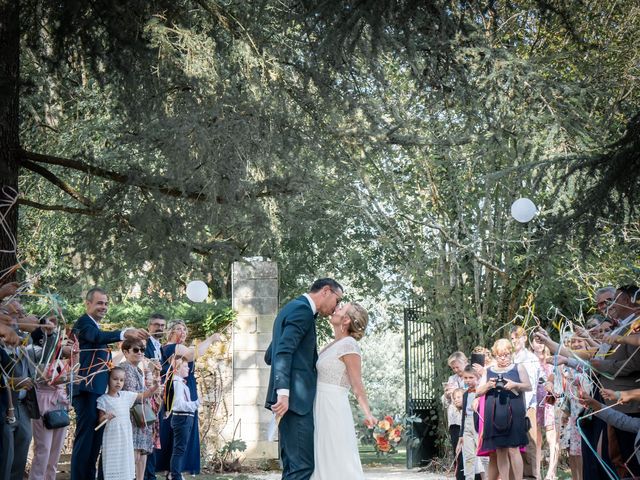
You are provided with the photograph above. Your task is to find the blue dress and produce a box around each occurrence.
[481,365,529,451]
[154,343,201,474]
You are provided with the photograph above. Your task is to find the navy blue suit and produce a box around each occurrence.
[143,337,162,480]
[264,296,317,480]
[70,314,122,480]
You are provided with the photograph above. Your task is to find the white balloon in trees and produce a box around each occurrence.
[510,198,537,223]
[186,280,209,302]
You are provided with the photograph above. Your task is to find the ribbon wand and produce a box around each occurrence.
[94,418,109,431]
[94,412,115,431]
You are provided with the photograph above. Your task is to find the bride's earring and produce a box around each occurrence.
[340,324,345,334]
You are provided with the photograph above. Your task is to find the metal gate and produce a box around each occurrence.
[404,300,439,469]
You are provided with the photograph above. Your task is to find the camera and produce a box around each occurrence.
[495,373,506,390]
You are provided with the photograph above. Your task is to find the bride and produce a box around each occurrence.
[311,302,377,480]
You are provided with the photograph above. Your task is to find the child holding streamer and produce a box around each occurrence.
[97,366,158,480]
[164,357,200,480]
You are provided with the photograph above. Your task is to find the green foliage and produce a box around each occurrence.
[212,423,247,472]
[23,295,234,337]
[11,0,640,450]
[218,438,247,456]
[357,330,405,415]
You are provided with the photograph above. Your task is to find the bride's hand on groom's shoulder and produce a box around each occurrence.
[363,414,377,428]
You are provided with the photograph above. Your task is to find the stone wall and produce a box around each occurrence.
[229,259,279,460]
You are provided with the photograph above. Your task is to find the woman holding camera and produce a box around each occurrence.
[475,338,531,480]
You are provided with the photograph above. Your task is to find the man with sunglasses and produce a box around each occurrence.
[264,278,343,480]
[70,287,149,480]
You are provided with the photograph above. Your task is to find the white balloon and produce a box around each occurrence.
[186,280,208,302]
[510,198,537,223]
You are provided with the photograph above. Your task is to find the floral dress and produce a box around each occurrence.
[558,366,589,455]
[122,361,154,453]
[536,361,555,428]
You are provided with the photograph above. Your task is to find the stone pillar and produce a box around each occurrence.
[231,259,279,460]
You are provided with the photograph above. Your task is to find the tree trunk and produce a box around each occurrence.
[0,0,20,284]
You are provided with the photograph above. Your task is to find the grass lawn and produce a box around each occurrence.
[196,476,260,480]
[359,445,406,466]
[188,446,407,479]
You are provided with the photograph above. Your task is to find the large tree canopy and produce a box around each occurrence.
[0,1,637,338]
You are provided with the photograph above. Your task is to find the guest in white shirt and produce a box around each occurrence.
[511,326,543,480]
[167,359,199,480]
[442,351,468,480]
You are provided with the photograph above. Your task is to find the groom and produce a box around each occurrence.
[264,278,344,480]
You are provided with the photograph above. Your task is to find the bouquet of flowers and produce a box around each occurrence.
[372,415,404,455]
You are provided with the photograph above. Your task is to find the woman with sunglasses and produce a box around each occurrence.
[121,338,154,480]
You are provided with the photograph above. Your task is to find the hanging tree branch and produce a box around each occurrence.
[19,149,299,204]
[20,159,95,208]
[20,149,211,201]
[17,199,98,216]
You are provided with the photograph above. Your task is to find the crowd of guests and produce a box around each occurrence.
[0,284,222,480]
[442,284,640,480]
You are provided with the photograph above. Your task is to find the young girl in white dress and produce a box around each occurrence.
[311,302,377,480]
[97,366,158,480]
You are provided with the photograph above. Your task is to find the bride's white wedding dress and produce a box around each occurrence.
[310,336,365,480]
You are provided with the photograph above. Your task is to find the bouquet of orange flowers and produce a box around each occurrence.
[372,415,404,455]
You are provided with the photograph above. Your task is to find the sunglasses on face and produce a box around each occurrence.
[128,347,144,354]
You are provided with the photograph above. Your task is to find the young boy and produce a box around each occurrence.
[457,365,486,480]
[449,388,465,480]
[166,358,199,480]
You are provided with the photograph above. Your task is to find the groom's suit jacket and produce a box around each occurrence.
[264,295,318,416]
[72,313,122,394]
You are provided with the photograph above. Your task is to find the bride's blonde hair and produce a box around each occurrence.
[346,303,368,341]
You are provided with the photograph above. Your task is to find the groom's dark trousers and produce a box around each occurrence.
[279,411,315,479]
[265,295,318,480]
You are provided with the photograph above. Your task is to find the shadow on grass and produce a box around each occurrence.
[197,476,260,480]
[193,446,406,479]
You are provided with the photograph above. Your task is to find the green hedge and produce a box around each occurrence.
[23,295,235,339]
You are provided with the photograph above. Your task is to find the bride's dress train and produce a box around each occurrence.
[310,336,365,480]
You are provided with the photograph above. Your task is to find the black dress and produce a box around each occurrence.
[481,365,529,451]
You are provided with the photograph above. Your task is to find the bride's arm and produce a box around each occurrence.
[343,353,377,427]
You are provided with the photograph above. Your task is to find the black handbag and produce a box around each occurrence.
[23,387,41,420]
[43,409,70,429]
